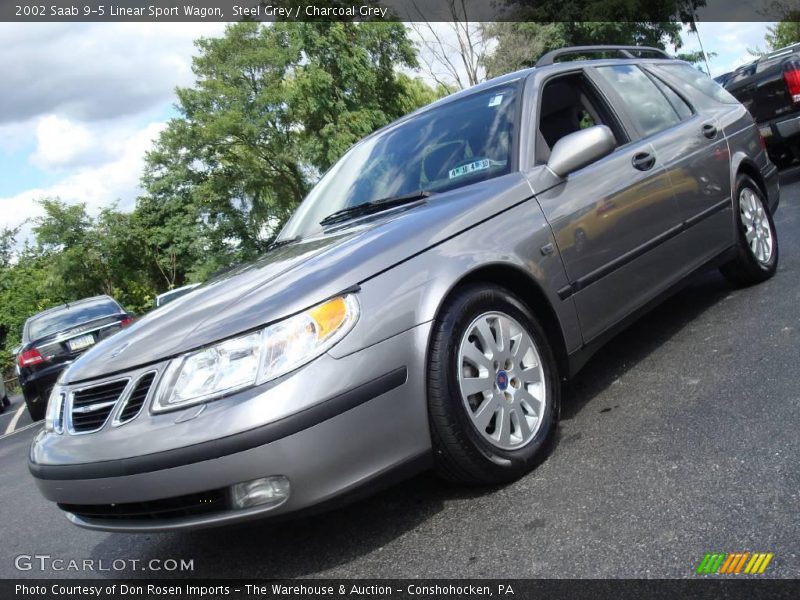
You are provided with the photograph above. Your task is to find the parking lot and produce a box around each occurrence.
[1,169,798,580]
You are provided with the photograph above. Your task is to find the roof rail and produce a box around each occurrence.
[535,45,671,67]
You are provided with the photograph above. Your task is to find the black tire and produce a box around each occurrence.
[427,284,560,484]
[24,391,46,422]
[720,174,779,287]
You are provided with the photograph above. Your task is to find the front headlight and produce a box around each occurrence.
[153,294,359,413]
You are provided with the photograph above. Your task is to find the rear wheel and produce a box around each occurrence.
[720,174,778,286]
[427,284,559,484]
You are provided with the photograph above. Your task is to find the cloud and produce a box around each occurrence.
[0,22,227,242]
[31,115,98,170]
[0,22,226,125]
[677,22,771,77]
[1,121,166,234]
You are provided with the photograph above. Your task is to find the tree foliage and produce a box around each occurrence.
[482,21,685,78]
[139,20,429,285]
[766,17,800,50]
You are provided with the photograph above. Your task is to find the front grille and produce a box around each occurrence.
[70,379,128,433]
[117,372,155,424]
[59,488,228,522]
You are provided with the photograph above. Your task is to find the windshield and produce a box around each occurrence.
[26,298,121,341]
[280,83,519,240]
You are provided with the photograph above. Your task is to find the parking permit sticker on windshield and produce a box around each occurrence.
[488,94,503,107]
[449,159,506,180]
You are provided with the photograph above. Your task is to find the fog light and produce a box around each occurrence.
[230,476,290,510]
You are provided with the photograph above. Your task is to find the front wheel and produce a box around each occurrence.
[427,284,559,484]
[720,174,778,286]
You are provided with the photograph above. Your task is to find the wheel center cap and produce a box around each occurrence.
[496,370,509,391]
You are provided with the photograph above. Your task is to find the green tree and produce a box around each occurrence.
[0,241,61,379]
[482,21,685,78]
[140,21,432,284]
[766,17,800,50]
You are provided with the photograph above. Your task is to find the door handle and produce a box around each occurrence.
[702,123,718,139]
[632,151,656,171]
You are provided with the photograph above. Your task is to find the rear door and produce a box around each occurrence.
[526,68,684,343]
[593,63,733,261]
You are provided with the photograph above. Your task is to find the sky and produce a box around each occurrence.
[0,21,774,244]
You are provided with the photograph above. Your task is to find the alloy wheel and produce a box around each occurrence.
[457,311,546,451]
[739,187,773,265]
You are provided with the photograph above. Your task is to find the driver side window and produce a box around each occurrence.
[536,72,624,164]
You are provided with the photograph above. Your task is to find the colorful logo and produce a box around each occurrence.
[696,552,774,575]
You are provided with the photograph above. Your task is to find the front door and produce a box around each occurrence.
[526,69,685,342]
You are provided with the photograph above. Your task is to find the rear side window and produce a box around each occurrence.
[27,299,121,341]
[595,65,681,137]
[651,76,694,120]
[656,63,739,104]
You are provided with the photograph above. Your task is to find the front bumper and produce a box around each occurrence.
[30,323,432,532]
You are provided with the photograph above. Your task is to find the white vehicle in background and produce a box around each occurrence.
[154,283,201,308]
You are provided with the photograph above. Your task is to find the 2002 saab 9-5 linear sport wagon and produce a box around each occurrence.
[30,46,779,532]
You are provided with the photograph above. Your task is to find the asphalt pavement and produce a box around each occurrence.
[0,394,33,438]
[1,170,798,579]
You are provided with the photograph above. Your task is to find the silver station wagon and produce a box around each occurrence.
[30,46,779,531]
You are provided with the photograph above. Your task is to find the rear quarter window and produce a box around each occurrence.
[654,63,740,105]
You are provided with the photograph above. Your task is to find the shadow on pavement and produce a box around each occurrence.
[561,270,733,420]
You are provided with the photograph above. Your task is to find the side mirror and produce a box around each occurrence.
[546,125,616,178]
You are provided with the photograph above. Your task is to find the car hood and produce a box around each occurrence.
[64,173,532,383]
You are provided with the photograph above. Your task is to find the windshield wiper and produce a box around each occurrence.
[319,190,434,227]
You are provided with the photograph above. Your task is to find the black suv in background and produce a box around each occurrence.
[18,296,132,421]
[724,43,800,167]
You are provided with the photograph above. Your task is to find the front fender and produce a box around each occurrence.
[328,198,581,359]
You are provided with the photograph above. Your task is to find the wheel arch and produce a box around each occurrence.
[428,262,570,381]
[732,154,767,198]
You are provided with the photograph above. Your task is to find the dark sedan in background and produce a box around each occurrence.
[17,295,132,421]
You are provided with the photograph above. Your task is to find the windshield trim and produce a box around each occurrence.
[276,79,523,243]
